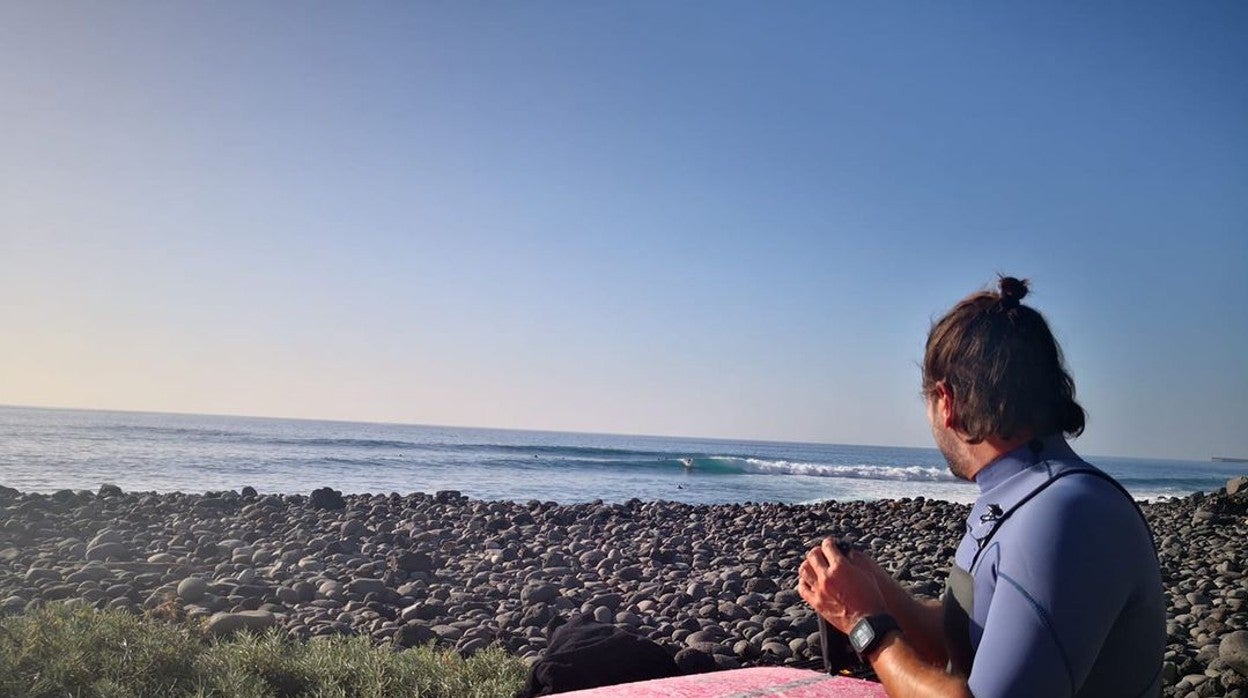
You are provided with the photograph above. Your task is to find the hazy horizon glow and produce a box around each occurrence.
[2,3,1245,460]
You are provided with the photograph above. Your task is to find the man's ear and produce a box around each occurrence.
[933,381,957,430]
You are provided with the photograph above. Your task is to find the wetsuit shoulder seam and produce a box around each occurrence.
[997,571,1076,694]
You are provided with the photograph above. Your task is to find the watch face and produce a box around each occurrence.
[851,622,875,651]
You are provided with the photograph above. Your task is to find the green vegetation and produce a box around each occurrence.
[0,605,527,698]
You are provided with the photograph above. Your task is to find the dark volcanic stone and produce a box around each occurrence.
[406,602,446,621]
[42,585,77,601]
[648,547,677,564]
[760,641,791,660]
[746,577,779,594]
[520,603,554,628]
[25,568,61,584]
[674,647,718,674]
[84,542,130,562]
[292,581,316,603]
[773,590,801,606]
[0,481,1239,694]
[178,577,209,602]
[1222,631,1248,677]
[734,639,761,660]
[593,593,622,610]
[234,584,270,600]
[616,566,644,581]
[205,610,276,637]
[389,551,435,573]
[393,623,437,648]
[309,487,346,510]
[347,579,387,597]
[522,584,559,604]
[1226,476,1248,497]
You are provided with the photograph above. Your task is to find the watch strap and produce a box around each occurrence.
[849,613,900,657]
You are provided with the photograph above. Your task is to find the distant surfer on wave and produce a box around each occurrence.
[680,457,694,471]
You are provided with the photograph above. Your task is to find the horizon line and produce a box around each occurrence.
[0,402,1213,465]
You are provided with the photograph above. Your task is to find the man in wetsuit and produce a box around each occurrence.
[797,276,1165,697]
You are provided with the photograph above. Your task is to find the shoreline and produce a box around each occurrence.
[5,404,1237,506]
[0,482,1245,695]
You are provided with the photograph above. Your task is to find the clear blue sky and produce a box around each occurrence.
[2,2,1245,460]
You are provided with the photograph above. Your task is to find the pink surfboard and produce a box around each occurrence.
[555,667,888,697]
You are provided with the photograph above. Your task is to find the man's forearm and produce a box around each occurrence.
[869,632,972,698]
[873,574,948,667]
[800,542,952,673]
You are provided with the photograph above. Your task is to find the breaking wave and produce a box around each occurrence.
[677,456,957,482]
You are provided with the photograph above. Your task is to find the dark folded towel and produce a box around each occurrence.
[517,615,680,696]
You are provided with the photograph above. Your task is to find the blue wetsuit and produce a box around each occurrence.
[947,436,1165,697]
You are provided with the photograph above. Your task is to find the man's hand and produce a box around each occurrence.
[799,538,972,697]
[797,538,887,634]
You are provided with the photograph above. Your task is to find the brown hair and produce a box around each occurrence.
[922,275,1085,443]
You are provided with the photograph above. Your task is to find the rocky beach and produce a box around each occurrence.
[1,481,1245,697]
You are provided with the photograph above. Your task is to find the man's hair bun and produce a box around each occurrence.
[924,273,1085,440]
[998,276,1029,308]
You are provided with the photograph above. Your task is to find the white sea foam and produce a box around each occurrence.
[728,457,958,482]
[0,406,1225,504]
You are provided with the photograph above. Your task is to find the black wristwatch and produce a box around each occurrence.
[848,614,900,658]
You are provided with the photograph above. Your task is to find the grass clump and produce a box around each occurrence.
[0,604,526,698]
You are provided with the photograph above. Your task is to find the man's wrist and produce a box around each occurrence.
[863,627,902,664]
[849,613,901,658]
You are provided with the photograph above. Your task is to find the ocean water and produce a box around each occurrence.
[0,406,1241,505]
